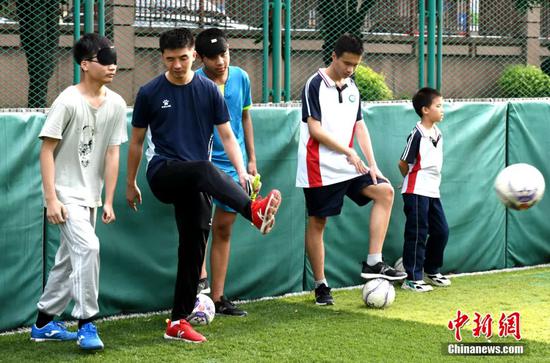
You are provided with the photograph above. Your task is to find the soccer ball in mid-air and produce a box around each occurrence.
[187,294,215,325]
[494,163,545,210]
[362,278,395,309]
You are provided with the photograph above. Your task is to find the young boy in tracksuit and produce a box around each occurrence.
[399,87,451,292]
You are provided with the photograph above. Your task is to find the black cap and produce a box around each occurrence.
[196,32,228,58]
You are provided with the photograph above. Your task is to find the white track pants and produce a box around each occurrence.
[37,204,100,319]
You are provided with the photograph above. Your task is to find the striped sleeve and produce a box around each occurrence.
[301,74,322,123]
[400,128,421,164]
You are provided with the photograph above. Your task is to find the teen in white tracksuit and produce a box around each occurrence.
[31,33,127,350]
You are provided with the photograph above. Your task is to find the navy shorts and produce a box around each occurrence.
[303,174,389,217]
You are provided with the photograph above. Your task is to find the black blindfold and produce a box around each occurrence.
[88,46,117,65]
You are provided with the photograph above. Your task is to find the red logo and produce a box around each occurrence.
[498,312,522,340]
[448,310,470,342]
[472,312,493,339]
[448,311,521,341]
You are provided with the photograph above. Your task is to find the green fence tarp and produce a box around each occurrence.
[1,101,549,331]
[507,101,550,266]
[0,113,44,330]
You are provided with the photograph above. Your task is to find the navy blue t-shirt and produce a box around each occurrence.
[132,73,230,180]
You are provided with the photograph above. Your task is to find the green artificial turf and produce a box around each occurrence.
[0,267,548,362]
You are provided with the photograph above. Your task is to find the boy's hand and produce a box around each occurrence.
[369,165,379,185]
[126,183,142,211]
[45,198,68,224]
[247,160,258,176]
[238,170,251,191]
[102,204,116,224]
[346,148,369,174]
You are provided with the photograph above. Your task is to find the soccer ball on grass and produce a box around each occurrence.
[187,293,215,325]
[362,278,395,309]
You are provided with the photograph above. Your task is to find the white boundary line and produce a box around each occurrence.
[443,263,550,278]
[2,263,549,336]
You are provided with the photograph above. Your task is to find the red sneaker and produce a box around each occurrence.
[163,319,206,343]
[251,189,281,234]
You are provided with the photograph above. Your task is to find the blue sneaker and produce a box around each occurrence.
[77,323,104,351]
[30,321,77,341]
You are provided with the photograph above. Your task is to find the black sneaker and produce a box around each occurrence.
[197,278,210,295]
[215,296,247,317]
[314,283,334,305]
[361,261,407,281]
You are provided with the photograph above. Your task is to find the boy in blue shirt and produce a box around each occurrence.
[195,28,255,317]
[398,87,451,292]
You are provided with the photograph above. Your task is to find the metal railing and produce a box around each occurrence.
[133,0,254,29]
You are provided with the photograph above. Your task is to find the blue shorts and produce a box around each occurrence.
[213,168,239,213]
[303,174,389,217]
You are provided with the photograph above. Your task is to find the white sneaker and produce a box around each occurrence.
[401,279,433,292]
[424,273,451,287]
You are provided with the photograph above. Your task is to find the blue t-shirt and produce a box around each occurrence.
[195,66,252,175]
[132,73,230,180]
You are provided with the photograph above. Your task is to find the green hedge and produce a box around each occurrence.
[354,64,393,101]
[498,65,550,98]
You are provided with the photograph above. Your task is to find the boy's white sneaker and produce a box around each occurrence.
[402,279,434,292]
[424,273,451,287]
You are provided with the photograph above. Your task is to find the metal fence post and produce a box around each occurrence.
[262,0,270,103]
[84,0,94,33]
[427,0,436,88]
[272,0,281,103]
[284,0,291,102]
[73,0,81,84]
[418,0,425,89]
[98,0,105,36]
[437,0,443,90]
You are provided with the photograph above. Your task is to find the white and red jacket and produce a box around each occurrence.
[296,68,363,188]
[400,122,443,198]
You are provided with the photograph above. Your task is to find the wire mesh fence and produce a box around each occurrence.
[0,0,549,108]
[293,0,548,100]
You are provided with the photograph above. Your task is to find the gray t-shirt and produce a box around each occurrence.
[39,85,128,207]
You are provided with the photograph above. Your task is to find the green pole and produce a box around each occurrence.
[436,0,443,90]
[427,0,436,88]
[262,0,270,103]
[418,0,425,88]
[73,0,81,84]
[84,0,94,33]
[272,0,281,103]
[283,0,291,102]
[98,0,105,36]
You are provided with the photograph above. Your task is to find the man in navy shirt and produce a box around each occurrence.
[126,28,281,343]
